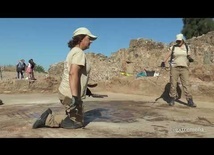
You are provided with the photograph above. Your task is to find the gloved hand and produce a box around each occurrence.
[161,62,165,68]
[187,55,194,62]
[71,96,80,107]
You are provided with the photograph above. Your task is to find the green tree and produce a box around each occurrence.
[181,18,214,39]
[34,64,46,73]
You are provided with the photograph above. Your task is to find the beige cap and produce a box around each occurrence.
[73,27,97,40]
[176,33,184,41]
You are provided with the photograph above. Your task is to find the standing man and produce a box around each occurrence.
[16,59,25,79]
[161,33,196,107]
[33,27,97,129]
[21,59,26,79]
[0,66,2,80]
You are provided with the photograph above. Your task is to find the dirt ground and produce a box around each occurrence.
[0,89,214,138]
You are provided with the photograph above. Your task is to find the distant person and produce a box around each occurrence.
[22,59,26,77]
[16,59,25,79]
[161,33,196,107]
[26,60,32,80]
[32,27,97,129]
[0,66,3,80]
[29,59,36,80]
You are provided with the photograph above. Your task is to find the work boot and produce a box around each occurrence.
[60,116,83,129]
[66,107,84,127]
[169,97,175,106]
[32,108,52,129]
[187,98,197,107]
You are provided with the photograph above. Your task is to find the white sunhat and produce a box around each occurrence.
[176,33,184,41]
[73,27,97,40]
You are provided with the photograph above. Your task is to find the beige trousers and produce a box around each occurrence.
[45,92,83,127]
[170,66,192,100]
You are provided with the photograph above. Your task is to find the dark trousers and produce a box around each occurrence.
[17,71,24,79]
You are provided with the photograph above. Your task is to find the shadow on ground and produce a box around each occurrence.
[155,82,182,104]
[84,108,108,127]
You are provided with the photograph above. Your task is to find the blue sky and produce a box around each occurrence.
[0,18,183,71]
